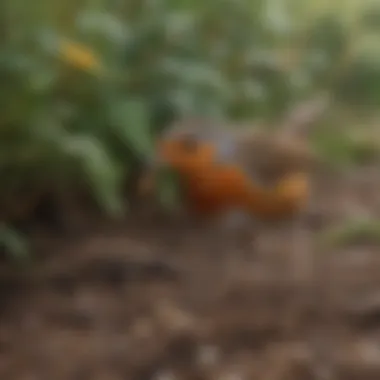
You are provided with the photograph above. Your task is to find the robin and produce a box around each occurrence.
[141,95,328,262]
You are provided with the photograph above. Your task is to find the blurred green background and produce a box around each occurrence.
[1,0,380,256]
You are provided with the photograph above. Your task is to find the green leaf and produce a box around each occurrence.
[63,135,125,218]
[28,65,58,94]
[108,98,154,159]
[320,219,380,247]
[76,10,130,47]
[0,225,30,263]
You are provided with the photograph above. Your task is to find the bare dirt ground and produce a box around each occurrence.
[1,166,380,380]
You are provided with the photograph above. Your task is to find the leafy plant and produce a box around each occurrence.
[0,0,379,252]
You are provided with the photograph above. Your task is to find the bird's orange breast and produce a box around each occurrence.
[180,163,255,217]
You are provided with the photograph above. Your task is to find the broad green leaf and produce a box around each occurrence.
[76,10,130,47]
[0,225,30,263]
[63,135,125,218]
[107,98,154,158]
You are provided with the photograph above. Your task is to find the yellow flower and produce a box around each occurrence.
[59,39,101,73]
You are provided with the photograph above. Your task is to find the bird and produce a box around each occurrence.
[140,95,328,265]
[154,121,313,223]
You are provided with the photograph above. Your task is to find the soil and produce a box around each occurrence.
[1,166,380,380]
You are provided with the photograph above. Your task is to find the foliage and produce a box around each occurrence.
[320,218,380,247]
[0,224,29,263]
[0,0,380,257]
